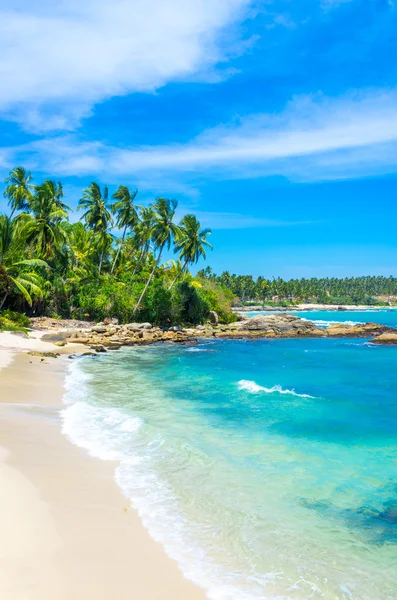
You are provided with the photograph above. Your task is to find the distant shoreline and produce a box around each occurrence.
[234,303,397,312]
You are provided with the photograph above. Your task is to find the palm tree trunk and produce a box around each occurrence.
[98,247,105,277]
[111,225,127,275]
[0,292,9,311]
[132,241,149,276]
[133,245,163,314]
[168,258,189,291]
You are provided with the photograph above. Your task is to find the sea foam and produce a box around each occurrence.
[62,358,280,600]
[237,380,314,398]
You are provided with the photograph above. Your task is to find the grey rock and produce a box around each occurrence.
[41,332,69,342]
[91,325,107,334]
[104,317,119,325]
[209,311,219,326]
[125,322,152,331]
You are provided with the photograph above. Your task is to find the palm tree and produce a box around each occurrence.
[132,206,155,276]
[169,214,212,290]
[111,186,139,274]
[4,167,34,217]
[133,198,179,313]
[0,215,47,309]
[20,181,69,259]
[78,183,113,275]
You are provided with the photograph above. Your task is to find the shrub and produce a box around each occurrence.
[1,309,30,327]
[196,279,237,323]
[172,281,209,324]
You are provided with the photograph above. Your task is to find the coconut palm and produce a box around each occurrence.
[0,215,47,309]
[4,167,34,217]
[134,198,180,313]
[169,214,212,290]
[20,181,69,259]
[111,186,139,274]
[78,183,113,267]
[132,206,155,276]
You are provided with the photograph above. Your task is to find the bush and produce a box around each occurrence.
[196,279,237,324]
[1,309,30,327]
[140,280,172,325]
[172,281,209,324]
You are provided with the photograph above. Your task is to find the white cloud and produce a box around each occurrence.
[5,88,397,183]
[0,0,250,131]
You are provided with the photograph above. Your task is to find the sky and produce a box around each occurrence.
[0,0,396,278]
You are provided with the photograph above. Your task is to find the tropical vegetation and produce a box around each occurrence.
[0,166,235,327]
[198,269,397,306]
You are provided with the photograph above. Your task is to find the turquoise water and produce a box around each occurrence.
[63,338,397,599]
[245,309,397,328]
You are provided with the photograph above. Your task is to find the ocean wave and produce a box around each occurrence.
[301,318,360,328]
[62,358,283,600]
[238,379,314,399]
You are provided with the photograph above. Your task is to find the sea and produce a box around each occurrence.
[245,308,397,329]
[62,312,397,600]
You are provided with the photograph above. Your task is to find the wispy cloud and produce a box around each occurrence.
[4,88,397,183]
[0,0,250,132]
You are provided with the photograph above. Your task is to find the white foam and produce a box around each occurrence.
[301,318,360,328]
[61,358,295,600]
[237,380,314,399]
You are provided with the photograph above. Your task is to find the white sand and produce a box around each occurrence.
[0,351,207,599]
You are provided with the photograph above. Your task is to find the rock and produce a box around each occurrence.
[89,344,107,352]
[91,325,107,334]
[41,332,70,343]
[169,325,183,332]
[27,351,60,358]
[104,317,119,325]
[235,313,250,321]
[239,314,318,335]
[327,323,392,338]
[209,311,219,326]
[54,340,67,347]
[107,342,122,350]
[124,322,152,331]
[371,332,397,345]
[82,351,97,357]
[70,337,90,344]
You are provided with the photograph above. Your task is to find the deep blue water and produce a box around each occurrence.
[63,337,397,599]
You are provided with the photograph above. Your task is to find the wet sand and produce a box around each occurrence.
[0,352,207,599]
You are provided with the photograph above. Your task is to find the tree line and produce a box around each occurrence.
[0,167,237,325]
[198,268,397,305]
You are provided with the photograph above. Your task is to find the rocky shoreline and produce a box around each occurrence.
[30,314,397,353]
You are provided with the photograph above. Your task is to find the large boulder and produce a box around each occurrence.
[239,314,318,335]
[371,332,397,345]
[124,322,152,331]
[41,332,70,343]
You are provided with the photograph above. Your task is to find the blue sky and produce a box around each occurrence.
[0,0,396,277]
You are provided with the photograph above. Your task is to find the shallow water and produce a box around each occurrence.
[245,309,397,328]
[63,338,397,599]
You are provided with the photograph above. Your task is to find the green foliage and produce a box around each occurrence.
[171,281,209,324]
[196,279,237,324]
[140,280,172,325]
[1,309,30,327]
[200,272,397,306]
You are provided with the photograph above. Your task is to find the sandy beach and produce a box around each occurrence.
[0,343,207,599]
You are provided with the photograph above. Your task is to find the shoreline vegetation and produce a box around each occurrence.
[1,166,397,337]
